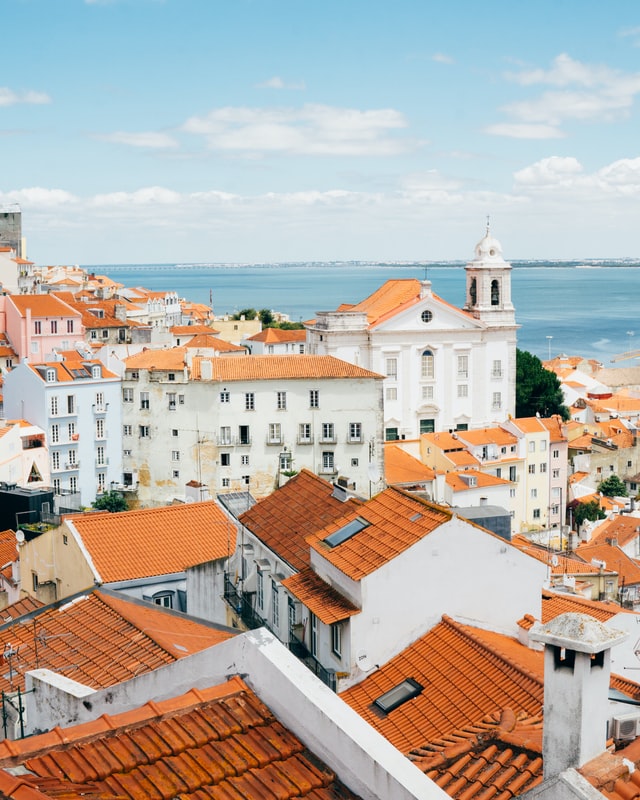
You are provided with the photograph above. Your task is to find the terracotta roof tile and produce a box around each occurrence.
[576,542,640,585]
[0,677,362,800]
[187,335,245,352]
[384,444,435,485]
[69,501,235,583]
[9,294,79,318]
[0,529,18,568]
[239,469,361,571]
[457,428,519,447]
[170,324,220,335]
[446,469,511,492]
[307,487,452,581]
[0,590,233,694]
[124,347,187,371]
[511,536,607,575]
[208,354,383,381]
[0,595,44,620]
[246,327,307,343]
[282,567,360,623]
[539,588,624,623]
[588,516,640,549]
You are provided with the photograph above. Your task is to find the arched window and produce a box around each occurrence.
[491,279,500,306]
[469,278,477,305]
[421,349,434,379]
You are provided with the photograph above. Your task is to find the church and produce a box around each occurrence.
[306,226,518,439]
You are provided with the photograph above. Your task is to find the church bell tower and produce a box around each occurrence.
[464,221,516,327]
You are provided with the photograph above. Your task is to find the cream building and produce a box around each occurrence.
[306,227,517,439]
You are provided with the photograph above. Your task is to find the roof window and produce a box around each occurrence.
[374,678,424,714]
[325,517,370,548]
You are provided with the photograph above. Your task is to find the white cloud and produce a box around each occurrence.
[514,156,584,188]
[0,88,51,106]
[255,76,306,90]
[97,131,179,149]
[91,187,182,207]
[181,103,419,156]
[0,188,77,206]
[489,54,640,137]
[513,155,640,197]
[483,123,565,139]
[432,53,454,64]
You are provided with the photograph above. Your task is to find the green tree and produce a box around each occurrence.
[573,500,606,528]
[597,474,628,497]
[516,349,570,420]
[92,490,128,513]
[232,308,257,320]
[258,308,275,326]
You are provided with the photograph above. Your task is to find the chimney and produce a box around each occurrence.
[529,612,627,780]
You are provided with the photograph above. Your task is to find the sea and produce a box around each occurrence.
[86,260,640,367]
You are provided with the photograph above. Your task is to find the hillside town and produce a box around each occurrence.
[3,208,640,799]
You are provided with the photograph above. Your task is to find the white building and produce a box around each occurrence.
[0,419,50,489]
[121,350,385,505]
[3,357,122,509]
[306,227,517,439]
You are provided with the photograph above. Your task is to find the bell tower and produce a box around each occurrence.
[464,220,515,327]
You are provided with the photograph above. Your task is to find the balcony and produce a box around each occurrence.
[288,632,337,691]
[319,435,337,444]
[223,576,267,631]
[266,435,284,446]
[96,458,109,467]
[318,463,338,475]
[297,436,314,445]
[92,404,108,415]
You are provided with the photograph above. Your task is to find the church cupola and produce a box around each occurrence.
[464,221,516,327]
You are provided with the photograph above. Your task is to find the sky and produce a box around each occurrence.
[3,0,640,265]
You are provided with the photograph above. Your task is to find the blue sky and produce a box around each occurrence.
[3,0,640,265]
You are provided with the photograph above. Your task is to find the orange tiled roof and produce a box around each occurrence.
[459,427,520,447]
[69,501,235,583]
[187,334,245,352]
[0,595,43,620]
[341,615,544,753]
[208,354,383,381]
[0,589,233,694]
[576,542,640,585]
[124,346,187,371]
[587,515,640,549]
[539,587,624,623]
[239,469,361,571]
[283,566,360,623]
[335,278,423,326]
[307,487,451,581]
[171,324,220,335]
[444,449,480,468]
[508,416,548,434]
[408,708,543,798]
[246,327,307,343]
[28,358,118,382]
[445,469,511,492]
[9,294,78,318]
[0,676,362,800]
[0,529,17,569]
[511,536,606,575]
[384,444,435,485]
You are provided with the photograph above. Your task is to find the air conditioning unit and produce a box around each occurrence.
[611,711,640,741]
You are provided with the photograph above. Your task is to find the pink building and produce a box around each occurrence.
[5,294,84,362]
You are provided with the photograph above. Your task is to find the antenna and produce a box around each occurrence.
[356,649,374,672]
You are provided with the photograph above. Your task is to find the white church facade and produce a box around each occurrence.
[306,227,518,439]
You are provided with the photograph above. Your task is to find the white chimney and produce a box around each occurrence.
[529,612,627,779]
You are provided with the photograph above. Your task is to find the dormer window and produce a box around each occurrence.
[46,369,56,382]
[92,365,101,378]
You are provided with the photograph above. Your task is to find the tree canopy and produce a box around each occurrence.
[92,490,128,513]
[516,349,570,420]
[597,474,627,497]
[231,307,303,329]
[573,500,606,528]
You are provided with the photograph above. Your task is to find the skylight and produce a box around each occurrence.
[324,517,370,548]
[374,678,424,714]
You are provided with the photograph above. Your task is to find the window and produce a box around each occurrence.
[90,330,98,340]
[540,463,547,473]
[421,350,434,379]
[421,309,433,323]
[178,394,185,405]
[528,441,536,453]
[349,422,362,442]
[386,387,398,401]
[153,592,173,608]
[457,355,469,379]
[222,477,230,487]
[220,391,230,403]
[420,419,435,434]
[322,451,335,472]
[551,504,559,514]
[221,453,231,467]
[140,392,150,410]
[51,424,59,443]
[533,508,541,519]
[277,391,287,410]
[50,320,58,334]
[299,423,312,443]
[67,319,74,333]
[123,388,134,403]
[374,678,424,714]
[422,385,433,400]
[540,440,547,451]
[32,572,39,592]
[70,476,77,493]
[46,369,56,382]
[552,486,561,497]
[552,449,559,458]
[96,419,104,439]
[457,384,468,398]
[510,488,516,497]
[34,320,42,335]
[123,449,131,457]
[96,446,105,466]
[351,458,359,466]
[220,426,231,445]
[552,468,560,478]
[95,391,104,408]
[245,393,255,410]
[267,345,274,354]
[242,474,250,485]
[509,465,517,482]
[492,359,502,378]
[52,451,60,470]
[168,372,175,381]
[172,429,179,437]
[491,279,500,306]
[331,624,342,657]
[239,425,250,445]
[171,451,180,461]
[123,424,132,436]
[139,425,150,438]
[101,329,108,339]
[385,357,398,380]
[257,571,264,607]
[469,278,477,305]
[67,395,75,414]
[268,423,282,444]
[309,389,319,408]
[279,451,292,471]
[496,467,501,478]
[241,454,249,466]
[528,464,536,474]
[321,422,335,442]
[68,449,77,466]
[492,392,501,410]
[385,427,399,441]
[531,488,537,498]
[53,478,61,494]
[311,614,318,657]
[168,392,177,410]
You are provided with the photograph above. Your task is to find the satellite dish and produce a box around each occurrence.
[15,530,25,544]
[356,649,374,672]
[367,463,381,483]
